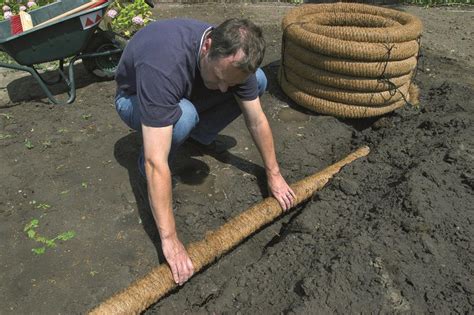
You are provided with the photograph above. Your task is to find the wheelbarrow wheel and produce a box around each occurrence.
[83,31,124,80]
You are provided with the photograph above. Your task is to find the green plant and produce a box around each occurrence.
[0,0,56,21]
[0,52,15,65]
[32,247,46,255]
[24,218,76,255]
[36,203,51,210]
[103,0,152,38]
[24,139,34,149]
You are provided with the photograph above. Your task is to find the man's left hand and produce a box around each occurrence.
[267,173,297,211]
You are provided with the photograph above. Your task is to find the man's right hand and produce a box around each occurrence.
[142,124,194,285]
[161,235,194,285]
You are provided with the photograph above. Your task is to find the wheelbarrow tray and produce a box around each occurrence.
[0,0,110,66]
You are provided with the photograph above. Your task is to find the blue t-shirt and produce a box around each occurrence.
[115,19,259,128]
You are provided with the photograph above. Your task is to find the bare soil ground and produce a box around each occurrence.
[0,3,473,314]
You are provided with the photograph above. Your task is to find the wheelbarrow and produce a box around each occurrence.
[0,0,124,104]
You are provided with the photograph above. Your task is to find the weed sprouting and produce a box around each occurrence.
[24,218,76,255]
[24,139,34,149]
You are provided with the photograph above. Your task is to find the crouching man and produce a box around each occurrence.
[114,18,296,285]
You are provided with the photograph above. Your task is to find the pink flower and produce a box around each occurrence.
[131,15,144,25]
[19,5,27,11]
[2,5,11,11]
[106,9,117,18]
[3,11,12,19]
[27,1,36,8]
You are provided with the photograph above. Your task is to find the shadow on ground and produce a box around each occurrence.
[113,132,270,260]
[6,63,109,104]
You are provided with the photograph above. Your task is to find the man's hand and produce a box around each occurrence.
[238,97,297,211]
[142,124,194,285]
[161,235,194,285]
[267,172,297,211]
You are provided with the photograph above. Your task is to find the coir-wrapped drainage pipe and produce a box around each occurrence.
[90,146,370,315]
[279,3,423,118]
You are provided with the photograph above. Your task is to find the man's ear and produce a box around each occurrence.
[202,37,212,55]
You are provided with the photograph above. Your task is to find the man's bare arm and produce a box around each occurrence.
[238,97,296,210]
[141,124,194,285]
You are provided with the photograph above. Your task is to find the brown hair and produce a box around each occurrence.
[208,18,266,73]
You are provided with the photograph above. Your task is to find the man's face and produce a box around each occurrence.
[200,39,250,93]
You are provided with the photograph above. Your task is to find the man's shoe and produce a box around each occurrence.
[187,138,229,155]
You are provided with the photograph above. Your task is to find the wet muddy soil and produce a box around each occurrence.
[0,3,473,314]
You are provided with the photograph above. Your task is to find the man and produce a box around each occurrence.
[114,18,296,286]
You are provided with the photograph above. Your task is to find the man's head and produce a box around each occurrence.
[199,19,266,93]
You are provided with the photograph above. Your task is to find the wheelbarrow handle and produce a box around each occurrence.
[35,0,105,28]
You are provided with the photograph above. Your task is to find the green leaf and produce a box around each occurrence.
[32,247,46,255]
[36,236,49,244]
[45,239,57,248]
[57,231,76,241]
[36,203,51,210]
[27,229,36,239]
[24,219,39,232]
[24,139,34,149]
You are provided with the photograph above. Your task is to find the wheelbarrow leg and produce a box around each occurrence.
[0,47,122,104]
[32,59,77,104]
[66,57,78,104]
[0,60,78,104]
[29,66,63,104]
[32,61,63,86]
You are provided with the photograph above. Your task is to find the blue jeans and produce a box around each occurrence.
[115,68,267,175]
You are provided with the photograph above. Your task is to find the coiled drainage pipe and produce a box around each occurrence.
[279,3,423,118]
